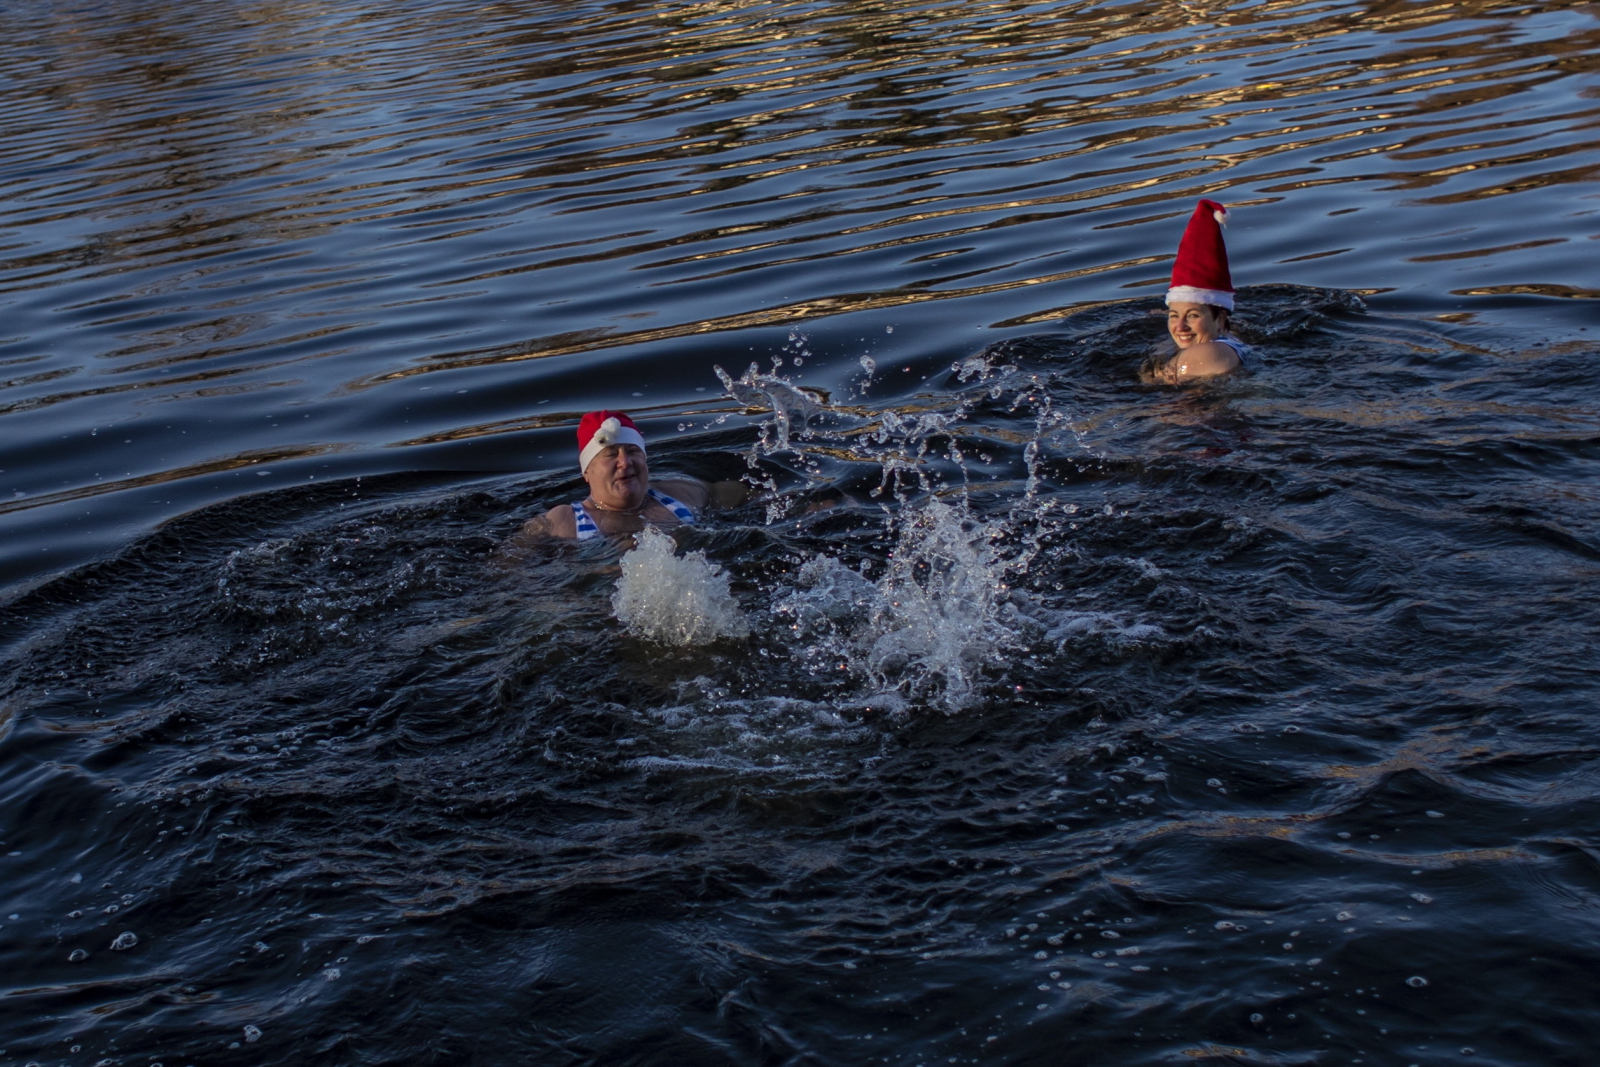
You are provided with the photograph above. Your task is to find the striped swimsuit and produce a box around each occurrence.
[571,487,696,541]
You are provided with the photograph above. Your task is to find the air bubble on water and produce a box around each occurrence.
[323,968,341,981]
[69,949,88,962]
[612,527,749,646]
[1336,911,1353,921]
[109,931,137,950]
[358,934,375,944]
[254,941,269,952]
[1425,810,1444,818]
[1407,975,1428,987]
[244,1025,262,1043]
[1410,892,1433,904]
[70,873,82,883]
[1250,1013,1264,1024]
[1206,778,1222,789]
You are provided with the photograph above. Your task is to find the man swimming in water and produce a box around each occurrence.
[1147,199,1251,384]
[521,409,748,540]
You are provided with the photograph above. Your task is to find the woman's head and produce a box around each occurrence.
[1166,301,1229,349]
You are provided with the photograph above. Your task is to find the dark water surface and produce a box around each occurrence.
[3,0,1600,1063]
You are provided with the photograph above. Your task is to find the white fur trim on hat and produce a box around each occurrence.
[1165,285,1234,311]
[579,417,647,472]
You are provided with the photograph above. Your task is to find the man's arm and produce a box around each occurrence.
[653,477,752,512]
[521,504,578,540]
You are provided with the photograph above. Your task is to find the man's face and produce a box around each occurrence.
[583,444,649,509]
[1167,302,1224,349]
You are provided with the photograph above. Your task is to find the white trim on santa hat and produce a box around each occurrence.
[579,416,647,473]
[1165,285,1234,311]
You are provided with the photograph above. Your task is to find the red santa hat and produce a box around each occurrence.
[577,410,646,473]
[1166,199,1234,311]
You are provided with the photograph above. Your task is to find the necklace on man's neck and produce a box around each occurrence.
[586,495,645,514]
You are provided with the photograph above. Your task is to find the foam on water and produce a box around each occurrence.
[611,526,749,646]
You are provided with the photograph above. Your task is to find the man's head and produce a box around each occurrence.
[577,410,649,510]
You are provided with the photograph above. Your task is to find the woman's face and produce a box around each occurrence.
[583,444,650,509]
[1167,302,1226,349]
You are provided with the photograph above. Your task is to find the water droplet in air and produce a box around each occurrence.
[70,873,82,883]
[1425,810,1444,818]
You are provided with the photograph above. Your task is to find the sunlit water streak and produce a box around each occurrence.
[0,0,1598,1063]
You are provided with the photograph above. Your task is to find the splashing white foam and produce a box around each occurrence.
[612,527,749,646]
[775,495,1030,711]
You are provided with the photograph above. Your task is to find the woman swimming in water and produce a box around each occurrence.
[1146,199,1251,384]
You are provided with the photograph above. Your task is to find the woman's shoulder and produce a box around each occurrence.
[1173,340,1243,379]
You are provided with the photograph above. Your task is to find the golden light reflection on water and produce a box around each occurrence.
[0,0,1594,507]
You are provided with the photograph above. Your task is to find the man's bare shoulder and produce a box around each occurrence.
[523,503,578,540]
[651,477,710,509]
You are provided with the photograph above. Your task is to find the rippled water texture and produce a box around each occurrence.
[2,0,1599,1063]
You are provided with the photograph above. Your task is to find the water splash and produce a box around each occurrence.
[775,495,1035,712]
[612,527,749,646]
[721,347,1087,709]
